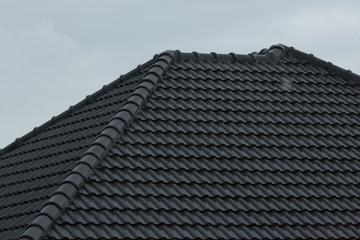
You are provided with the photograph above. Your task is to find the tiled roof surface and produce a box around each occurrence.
[2,44,360,239]
[0,62,152,239]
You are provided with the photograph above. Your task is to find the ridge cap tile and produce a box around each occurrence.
[17,51,176,240]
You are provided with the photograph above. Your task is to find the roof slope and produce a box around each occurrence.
[0,58,155,239]
[2,44,360,239]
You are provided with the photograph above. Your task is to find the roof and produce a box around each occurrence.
[1,44,360,239]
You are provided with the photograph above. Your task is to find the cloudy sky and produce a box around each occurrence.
[1,0,360,148]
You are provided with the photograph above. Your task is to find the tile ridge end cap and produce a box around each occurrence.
[159,50,180,62]
[266,44,289,63]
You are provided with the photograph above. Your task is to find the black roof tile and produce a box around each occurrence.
[1,44,360,239]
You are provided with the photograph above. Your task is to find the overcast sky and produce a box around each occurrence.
[1,0,360,148]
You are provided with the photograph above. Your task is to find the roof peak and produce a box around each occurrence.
[2,44,360,158]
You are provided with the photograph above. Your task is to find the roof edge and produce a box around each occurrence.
[0,56,157,157]
[18,51,176,240]
[267,44,360,85]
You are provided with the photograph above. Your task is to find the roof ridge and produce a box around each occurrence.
[266,44,360,85]
[0,46,284,158]
[0,57,156,157]
[2,44,358,158]
[18,51,176,240]
[176,49,274,64]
